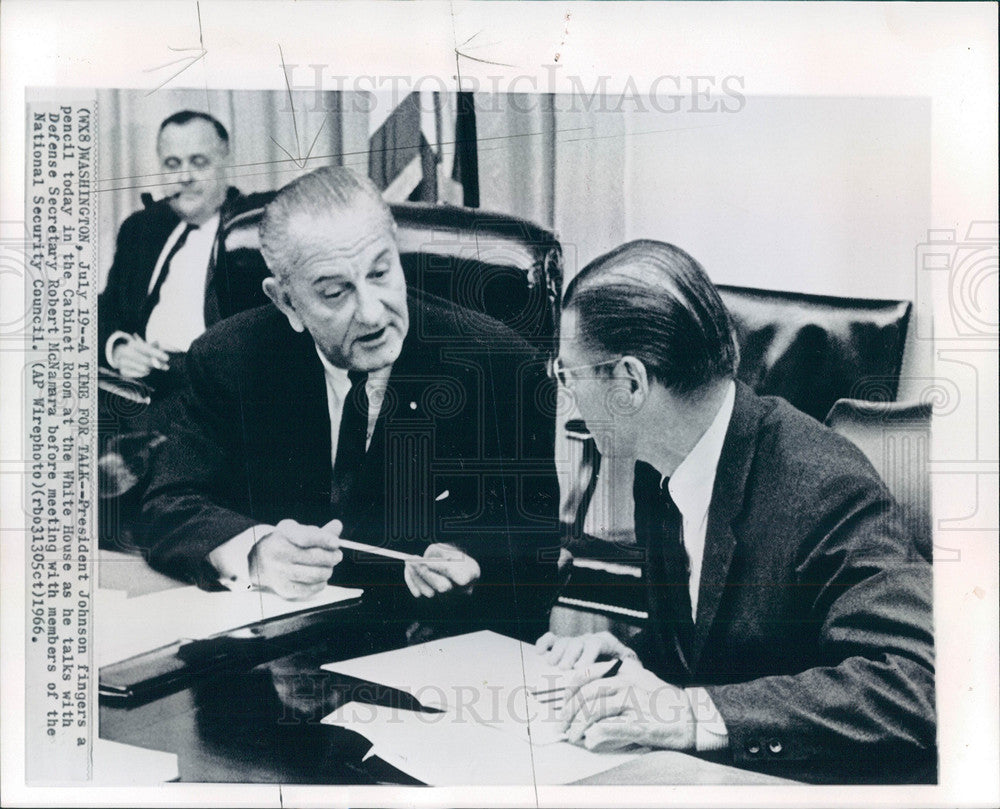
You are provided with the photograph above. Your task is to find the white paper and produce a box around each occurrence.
[97,584,362,668]
[321,630,617,745]
[91,740,179,786]
[322,701,642,785]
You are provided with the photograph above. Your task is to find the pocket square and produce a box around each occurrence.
[435,489,450,502]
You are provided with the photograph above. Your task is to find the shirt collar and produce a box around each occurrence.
[200,212,220,233]
[315,347,392,401]
[667,380,736,519]
[174,212,220,239]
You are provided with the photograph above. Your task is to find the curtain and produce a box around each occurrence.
[98,88,625,290]
[96,88,354,288]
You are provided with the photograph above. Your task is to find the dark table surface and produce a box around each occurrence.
[98,552,795,786]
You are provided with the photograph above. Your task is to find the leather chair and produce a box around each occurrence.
[718,285,912,423]
[100,198,564,552]
[556,286,915,628]
[214,196,563,350]
[825,398,932,562]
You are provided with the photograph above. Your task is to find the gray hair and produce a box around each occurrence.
[260,166,395,282]
[562,239,740,395]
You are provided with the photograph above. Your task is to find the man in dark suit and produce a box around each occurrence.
[138,166,561,637]
[98,110,270,396]
[536,240,935,782]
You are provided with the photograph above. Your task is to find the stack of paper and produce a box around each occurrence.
[321,631,644,784]
[97,584,363,668]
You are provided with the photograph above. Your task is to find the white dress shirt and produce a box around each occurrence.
[144,216,218,352]
[207,351,391,587]
[104,215,219,364]
[660,379,736,752]
[664,379,736,621]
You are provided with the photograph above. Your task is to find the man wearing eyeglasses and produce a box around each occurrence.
[537,240,935,783]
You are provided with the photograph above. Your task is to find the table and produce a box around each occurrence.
[98,551,797,786]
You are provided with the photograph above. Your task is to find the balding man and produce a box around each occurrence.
[98,110,271,396]
[537,240,935,783]
[138,166,561,637]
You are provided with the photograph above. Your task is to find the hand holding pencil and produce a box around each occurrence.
[252,517,481,602]
[319,520,481,598]
[248,519,345,600]
[404,543,481,599]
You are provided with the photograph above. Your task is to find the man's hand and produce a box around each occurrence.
[403,543,480,598]
[248,518,343,600]
[110,335,170,378]
[559,657,696,752]
[535,630,639,670]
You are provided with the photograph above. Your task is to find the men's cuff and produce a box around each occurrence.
[207,525,274,591]
[685,686,730,753]
[105,331,132,369]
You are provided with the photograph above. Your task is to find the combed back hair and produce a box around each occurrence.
[259,166,395,282]
[158,110,229,148]
[562,239,740,394]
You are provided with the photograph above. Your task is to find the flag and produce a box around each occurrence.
[368,91,478,207]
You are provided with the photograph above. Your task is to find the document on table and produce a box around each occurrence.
[322,629,617,741]
[321,630,643,784]
[322,701,643,786]
[97,584,363,668]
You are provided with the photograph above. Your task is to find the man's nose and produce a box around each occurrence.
[178,163,194,184]
[354,283,385,325]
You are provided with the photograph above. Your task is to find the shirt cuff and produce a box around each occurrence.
[206,525,274,591]
[105,331,132,369]
[685,686,730,752]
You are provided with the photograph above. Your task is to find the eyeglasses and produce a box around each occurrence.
[548,356,623,388]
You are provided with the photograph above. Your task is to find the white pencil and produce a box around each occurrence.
[333,538,422,562]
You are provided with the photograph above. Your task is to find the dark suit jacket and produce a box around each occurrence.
[137,290,563,636]
[97,187,272,392]
[633,381,935,783]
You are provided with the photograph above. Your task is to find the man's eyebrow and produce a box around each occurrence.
[311,273,350,288]
[162,152,209,161]
[369,248,391,267]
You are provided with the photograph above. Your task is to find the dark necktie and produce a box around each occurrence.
[657,479,695,656]
[202,239,222,328]
[330,371,369,514]
[141,223,197,332]
[637,463,695,671]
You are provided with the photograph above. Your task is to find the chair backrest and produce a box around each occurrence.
[825,398,932,561]
[717,285,912,422]
[556,287,916,626]
[213,196,564,349]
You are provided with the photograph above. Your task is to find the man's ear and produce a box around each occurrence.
[262,277,305,333]
[618,356,649,404]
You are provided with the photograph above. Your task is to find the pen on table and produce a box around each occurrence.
[532,657,625,701]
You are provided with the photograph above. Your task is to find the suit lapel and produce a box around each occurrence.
[130,208,181,333]
[203,187,240,326]
[332,293,436,534]
[690,382,764,671]
[269,327,333,519]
